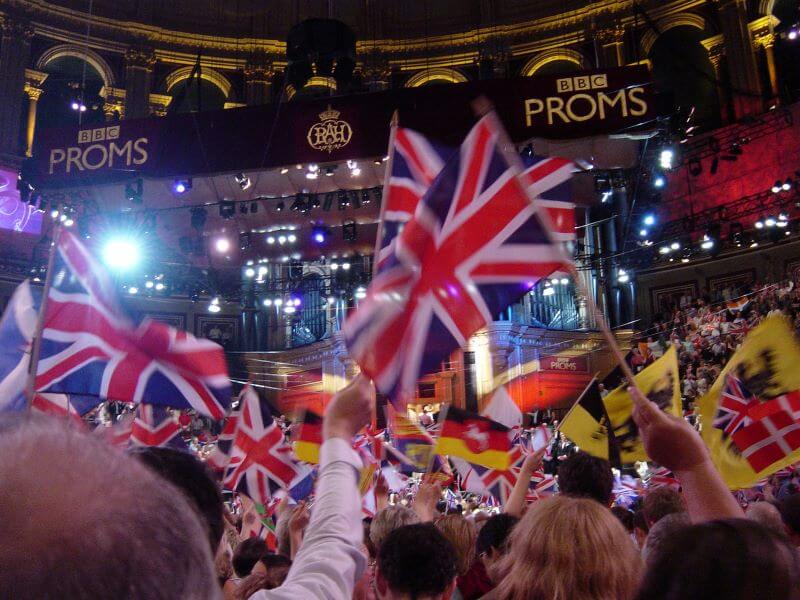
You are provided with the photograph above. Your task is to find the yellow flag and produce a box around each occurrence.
[602,346,681,463]
[699,316,800,489]
[559,379,610,460]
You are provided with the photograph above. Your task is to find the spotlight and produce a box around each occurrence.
[275,201,284,212]
[617,269,630,283]
[772,181,782,193]
[280,167,289,174]
[659,148,674,170]
[234,173,252,191]
[325,166,336,177]
[245,267,255,278]
[658,246,670,255]
[783,179,792,191]
[355,286,367,299]
[653,175,666,189]
[755,219,765,229]
[274,298,283,306]
[327,296,336,304]
[219,200,236,219]
[701,235,714,250]
[267,236,275,244]
[145,280,154,289]
[342,262,351,270]
[643,214,656,226]
[263,298,273,307]
[543,286,555,297]
[63,218,74,228]
[670,241,680,250]
[765,216,777,227]
[102,238,141,272]
[331,262,339,271]
[351,166,361,177]
[70,101,80,111]
[789,29,798,40]
[239,232,251,250]
[208,302,221,313]
[639,229,648,237]
[127,286,140,295]
[313,226,327,243]
[173,179,191,194]
[154,282,165,291]
[258,266,268,276]
[214,238,231,253]
[560,277,569,285]
[278,235,286,245]
[284,305,297,314]
[287,234,297,243]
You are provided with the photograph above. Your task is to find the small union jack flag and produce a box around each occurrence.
[648,466,680,490]
[345,113,573,403]
[129,404,187,450]
[207,388,246,472]
[713,373,758,437]
[35,232,231,419]
[223,387,301,505]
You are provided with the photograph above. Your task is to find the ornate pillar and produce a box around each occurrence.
[148,93,173,117]
[100,86,126,121]
[477,37,510,80]
[124,47,156,119]
[243,55,275,105]
[750,16,780,100]
[0,17,34,160]
[23,69,47,158]
[359,50,391,92]
[714,0,762,118]
[702,35,731,123]
[597,24,625,67]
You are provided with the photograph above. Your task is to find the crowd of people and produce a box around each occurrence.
[2,374,800,599]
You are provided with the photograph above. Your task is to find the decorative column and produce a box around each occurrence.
[597,24,626,67]
[124,47,156,119]
[0,17,34,160]
[243,55,275,105]
[702,35,731,123]
[99,85,126,121]
[148,93,173,117]
[23,69,47,157]
[714,0,762,118]
[477,37,510,80]
[750,16,780,100]
[359,50,391,92]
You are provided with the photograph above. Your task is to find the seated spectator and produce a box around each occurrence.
[375,523,457,600]
[557,451,614,505]
[642,486,686,527]
[492,496,641,600]
[0,413,218,599]
[636,519,800,600]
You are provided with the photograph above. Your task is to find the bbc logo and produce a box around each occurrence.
[556,74,608,93]
[77,126,120,144]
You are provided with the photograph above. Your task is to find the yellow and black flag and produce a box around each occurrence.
[434,406,512,470]
[292,410,323,464]
[559,378,613,460]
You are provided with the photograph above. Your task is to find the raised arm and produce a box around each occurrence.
[505,448,545,518]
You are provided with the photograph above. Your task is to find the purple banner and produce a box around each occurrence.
[0,167,42,234]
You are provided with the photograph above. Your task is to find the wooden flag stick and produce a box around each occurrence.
[371,110,400,279]
[25,224,63,408]
[471,96,640,390]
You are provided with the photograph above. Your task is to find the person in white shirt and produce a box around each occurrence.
[249,376,373,600]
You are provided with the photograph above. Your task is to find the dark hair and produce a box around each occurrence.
[636,518,800,600]
[633,508,649,533]
[557,452,614,505]
[476,514,519,556]
[643,487,685,526]
[611,506,635,532]
[130,446,224,554]
[232,538,268,578]
[378,524,457,597]
[259,554,292,588]
[779,493,800,535]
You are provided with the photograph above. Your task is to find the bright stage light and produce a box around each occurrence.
[215,238,231,253]
[128,286,139,295]
[355,286,367,299]
[643,214,656,226]
[154,282,165,291]
[653,176,666,188]
[659,149,674,170]
[102,238,141,271]
[670,241,680,250]
[245,267,255,278]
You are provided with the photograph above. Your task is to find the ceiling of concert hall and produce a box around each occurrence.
[35,0,591,39]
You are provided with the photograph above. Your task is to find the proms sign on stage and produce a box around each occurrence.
[31,65,654,186]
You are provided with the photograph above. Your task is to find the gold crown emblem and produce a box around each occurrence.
[318,105,340,121]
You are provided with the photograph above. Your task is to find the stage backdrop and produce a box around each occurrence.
[30,66,654,187]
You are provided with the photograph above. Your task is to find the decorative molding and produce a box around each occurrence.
[164,65,231,98]
[99,85,126,118]
[520,47,586,76]
[148,92,172,117]
[23,69,47,100]
[285,76,337,100]
[404,67,468,88]
[36,43,116,86]
[124,46,156,70]
[640,12,706,55]
[749,15,780,49]
[596,23,626,46]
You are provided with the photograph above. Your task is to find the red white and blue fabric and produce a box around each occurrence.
[34,232,231,419]
[94,412,135,448]
[345,114,574,403]
[713,373,758,437]
[129,404,187,449]
[208,388,248,472]
[648,466,680,490]
[223,386,300,505]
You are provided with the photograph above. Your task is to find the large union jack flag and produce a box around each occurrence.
[223,386,301,505]
[345,113,574,403]
[34,232,231,419]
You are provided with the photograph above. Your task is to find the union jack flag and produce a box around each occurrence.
[34,232,231,419]
[94,411,135,448]
[223,386,301,505]
[648,466,680,490]
[129,404,187,449]
[713,373,758,437]
[345,113,574,403]
[207,388,245,472]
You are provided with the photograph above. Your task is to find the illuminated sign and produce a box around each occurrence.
[307,106,353,153]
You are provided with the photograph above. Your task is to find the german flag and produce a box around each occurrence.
[434,406,512,470]
[293,410,323,464]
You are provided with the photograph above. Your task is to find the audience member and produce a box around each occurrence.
[642,487,686,527]
[557,451,614,505]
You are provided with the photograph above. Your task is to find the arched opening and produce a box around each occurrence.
[532,60,583,77]
[649,26,720,126]
[168,79,227,113]
[38,55,106,130]
[404,68,468,88]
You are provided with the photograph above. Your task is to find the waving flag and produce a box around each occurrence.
[129,404,187,449]
[223,386,300,505]
[345,113,574,404]
[387,406,437,472]
[713,373,758,437]
[292,410,323,464]
[0,280,37,413]
[435,406,513,470]
[34,232,231,419]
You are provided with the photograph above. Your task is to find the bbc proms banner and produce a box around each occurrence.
[31,65,654,186]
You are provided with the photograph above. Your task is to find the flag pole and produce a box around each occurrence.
[370,110,399,279]
[471,97,640,389]
[25,225,62,408]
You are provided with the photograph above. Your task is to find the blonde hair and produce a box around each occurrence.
[370,506,420,550]
[435,515,477,576]
[493,496,641,600]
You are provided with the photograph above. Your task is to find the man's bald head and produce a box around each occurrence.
[0,413,219,599]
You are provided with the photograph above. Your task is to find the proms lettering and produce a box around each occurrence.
[540,355,589,373]
[47,125,150,175]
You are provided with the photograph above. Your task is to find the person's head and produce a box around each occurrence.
[434,514,476,576]
[642,486,686,527]
[370,505,420,551]
[493,496,641,600]
[747,502,786,536]
[376,523,457,600]
[248,553,292,589]
[641,512,690,566]
[779,493,800,546]
[633,508,650,548]
[557,451,614,505]
[232,538,268,578]
[130,446,225,554]
[637,518,800,600]
[0,413,217,599]
[476,514,518,573]
[611,506,635,532]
